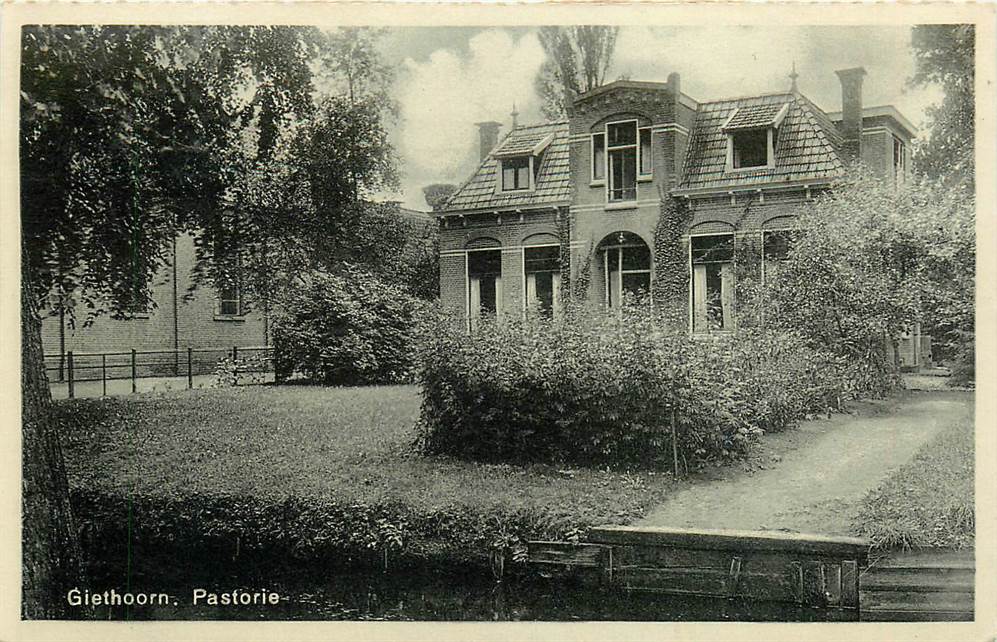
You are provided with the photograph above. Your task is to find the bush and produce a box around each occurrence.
[272,267,426,385]
[415,304,852,469]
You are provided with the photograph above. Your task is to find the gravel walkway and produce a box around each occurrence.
[639,390,974,536]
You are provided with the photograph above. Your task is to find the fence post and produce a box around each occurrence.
[67,351,74,399]
[187,348,193,389]
[131,349,137,394]
[671,406,679,479]
[101,354,107,397]
[232,345,238,361]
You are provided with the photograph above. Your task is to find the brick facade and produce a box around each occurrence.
[40,233,268,359]
[438,71,917,334]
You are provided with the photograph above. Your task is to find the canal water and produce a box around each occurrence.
[82,553,835,621]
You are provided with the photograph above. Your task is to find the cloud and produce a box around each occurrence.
[393,29,545,210]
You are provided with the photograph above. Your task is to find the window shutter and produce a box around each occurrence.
[721,262,735,329]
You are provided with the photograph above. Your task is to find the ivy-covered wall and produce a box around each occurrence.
[652,197,692,328]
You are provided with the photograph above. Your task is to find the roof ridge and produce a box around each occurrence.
[510,120,569,132]
[699,90,794,106]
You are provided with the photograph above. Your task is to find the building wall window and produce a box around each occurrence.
[599,232,651,308]
[591,133,606,183]
[467,249,503,329]
[217,280,243,317]
[607,120,638,202]
[691,234,735,332]
[501,156,531,191]
[730,129,771,169]
[523,245,561,317]
[893,135,907,184]
[639,127,653,176]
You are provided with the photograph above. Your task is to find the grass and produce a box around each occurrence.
[57,385,681,566]
[853,406,975,550]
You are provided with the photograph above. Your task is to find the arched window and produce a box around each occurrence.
[598,232,651,308]
[465,239,503,330]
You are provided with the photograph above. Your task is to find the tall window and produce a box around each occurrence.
[467,249,503,329]
[600,232,651,308]
[524,245,561,317]
[501,156,530,191]
[592,133,605,183]
[639,128,653,176]
[218,279,243,316]
[893,135,906,184]
[691,234,734,332]
[607,121,638,202]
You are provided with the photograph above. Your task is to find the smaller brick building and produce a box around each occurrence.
[41,204,432,373]
[436,67,925,365]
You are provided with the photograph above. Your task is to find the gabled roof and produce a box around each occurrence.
[441,121,570,214]
[677,92,847,193]
[722,103,790,131]
[492,130,554,158]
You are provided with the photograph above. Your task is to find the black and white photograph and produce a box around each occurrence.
[3,2,993,638]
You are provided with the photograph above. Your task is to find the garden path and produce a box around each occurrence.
[639,390,974,536]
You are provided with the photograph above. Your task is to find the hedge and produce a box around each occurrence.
[415,305,855,468]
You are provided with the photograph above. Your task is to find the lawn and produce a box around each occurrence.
[58,385,681,567]
[853,403,975,550]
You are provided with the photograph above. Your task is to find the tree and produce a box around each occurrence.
[19,24,327,617]
[422,183,457,211]
[754,174,974,390]
[534,26,619,121]
[910,25,975,186]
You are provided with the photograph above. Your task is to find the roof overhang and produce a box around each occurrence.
[436,201,570,218]
[826,104,919,138]
[671,177,839,199]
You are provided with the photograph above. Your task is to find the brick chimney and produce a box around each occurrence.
[474,121,502,161]
[835,67,866,164]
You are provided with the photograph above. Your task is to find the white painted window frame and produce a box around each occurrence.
[604,118,640,204]
[464,246,504,333]
[688,231,736,335]
[520,242,562,318]
[497,156,535,193]
[600,240,653,309]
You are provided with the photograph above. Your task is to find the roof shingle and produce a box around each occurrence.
[678,93,846,192]
[442,122,570,213]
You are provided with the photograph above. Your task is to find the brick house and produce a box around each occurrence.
[41,203,432,375]
[436,67,927,366]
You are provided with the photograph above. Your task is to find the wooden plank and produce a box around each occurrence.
[841,560,859,609]
[589,525,869,559]
[861,609,974,622]
[526,541,610,568]
[862,569,974,593]
[861,589,975,613]
[873,549,974,569]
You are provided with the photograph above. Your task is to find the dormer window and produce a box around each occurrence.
[722,103,789,172]
[492,130,554,194]
[501,156,530,191]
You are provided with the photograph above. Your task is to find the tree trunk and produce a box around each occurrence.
[21,252,86,618]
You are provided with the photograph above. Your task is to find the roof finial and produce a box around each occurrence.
[789,61,799,93]
[511,102,519,129]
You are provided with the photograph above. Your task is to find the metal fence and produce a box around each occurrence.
[45,346,274,399]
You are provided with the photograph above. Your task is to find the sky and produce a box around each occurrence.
[377,26,944,211]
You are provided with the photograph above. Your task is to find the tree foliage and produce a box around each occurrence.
[534,26,619,121]
[422,183,457,211]
[755,175,974,382]
[910,24,974,186]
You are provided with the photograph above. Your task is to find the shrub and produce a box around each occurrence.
[272,267,426,385]
[415,304,851,469]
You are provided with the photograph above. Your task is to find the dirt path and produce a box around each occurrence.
[639,390,974,536]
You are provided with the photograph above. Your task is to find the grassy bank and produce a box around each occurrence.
[854,397,974,550]
[58,385,681,570]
